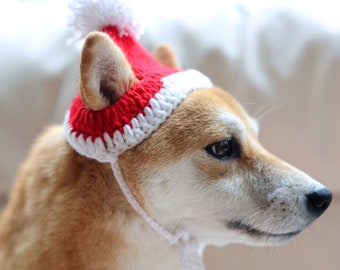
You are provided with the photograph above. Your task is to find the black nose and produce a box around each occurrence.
[306,188,332,217]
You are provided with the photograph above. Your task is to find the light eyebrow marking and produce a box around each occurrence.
[249,116,260,137]
[218,112,247,141]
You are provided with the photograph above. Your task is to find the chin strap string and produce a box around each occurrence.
[180,238,205,270]
[110,157,205,270]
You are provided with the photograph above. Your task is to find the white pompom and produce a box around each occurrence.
[68,0,144,43]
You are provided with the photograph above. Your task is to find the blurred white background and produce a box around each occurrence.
[0,1,339,269]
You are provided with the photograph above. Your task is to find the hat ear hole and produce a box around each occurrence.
[79,31,138,111]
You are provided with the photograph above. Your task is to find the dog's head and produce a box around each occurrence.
[72,31,332,248]
[120,88,332,248]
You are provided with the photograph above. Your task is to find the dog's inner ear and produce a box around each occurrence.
[79,31,138,111]
[153,44,180,69]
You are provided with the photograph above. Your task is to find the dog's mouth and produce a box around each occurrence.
[226,220,301,239]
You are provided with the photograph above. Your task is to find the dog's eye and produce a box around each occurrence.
[205,137,240,160]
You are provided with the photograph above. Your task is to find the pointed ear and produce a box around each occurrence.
[153,44,180,69]
[79,32,138,111]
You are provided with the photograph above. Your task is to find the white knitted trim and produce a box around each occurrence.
[64,68,210,270]
[68,0,144,44]
[64,69,213,163]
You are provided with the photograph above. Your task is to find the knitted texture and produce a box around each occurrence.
[65,1,213,269]
[65,24,213,162]
[68,26,178,139]
[180,240,205,270]
[65,69,213,162]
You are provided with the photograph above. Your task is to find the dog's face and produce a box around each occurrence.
[80,32,332,249]
[120,87,331,248]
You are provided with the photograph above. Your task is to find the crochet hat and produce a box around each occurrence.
[65,0,212,163]
[65,1,212,269]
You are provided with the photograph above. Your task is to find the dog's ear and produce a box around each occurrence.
[153,44,180,69]
[79,31,138,111]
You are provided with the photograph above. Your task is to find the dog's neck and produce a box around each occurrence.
[75,152,184,269]
[110,157,205,270]
[115,213,182,269]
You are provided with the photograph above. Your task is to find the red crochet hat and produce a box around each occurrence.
[65,0,212,162]
[65,1,211,269]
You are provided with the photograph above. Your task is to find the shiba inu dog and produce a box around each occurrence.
[0,1,332,269]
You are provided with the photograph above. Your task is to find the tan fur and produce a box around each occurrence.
[153,44,180,68]
[119,88,272,192]
[120,88,256,170]
[0,32,331,269]
[0,126,135,269]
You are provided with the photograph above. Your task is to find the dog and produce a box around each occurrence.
[0,4,332,270]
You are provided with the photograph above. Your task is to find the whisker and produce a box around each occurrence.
[239,203,275,230]
[253,104,282,121]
